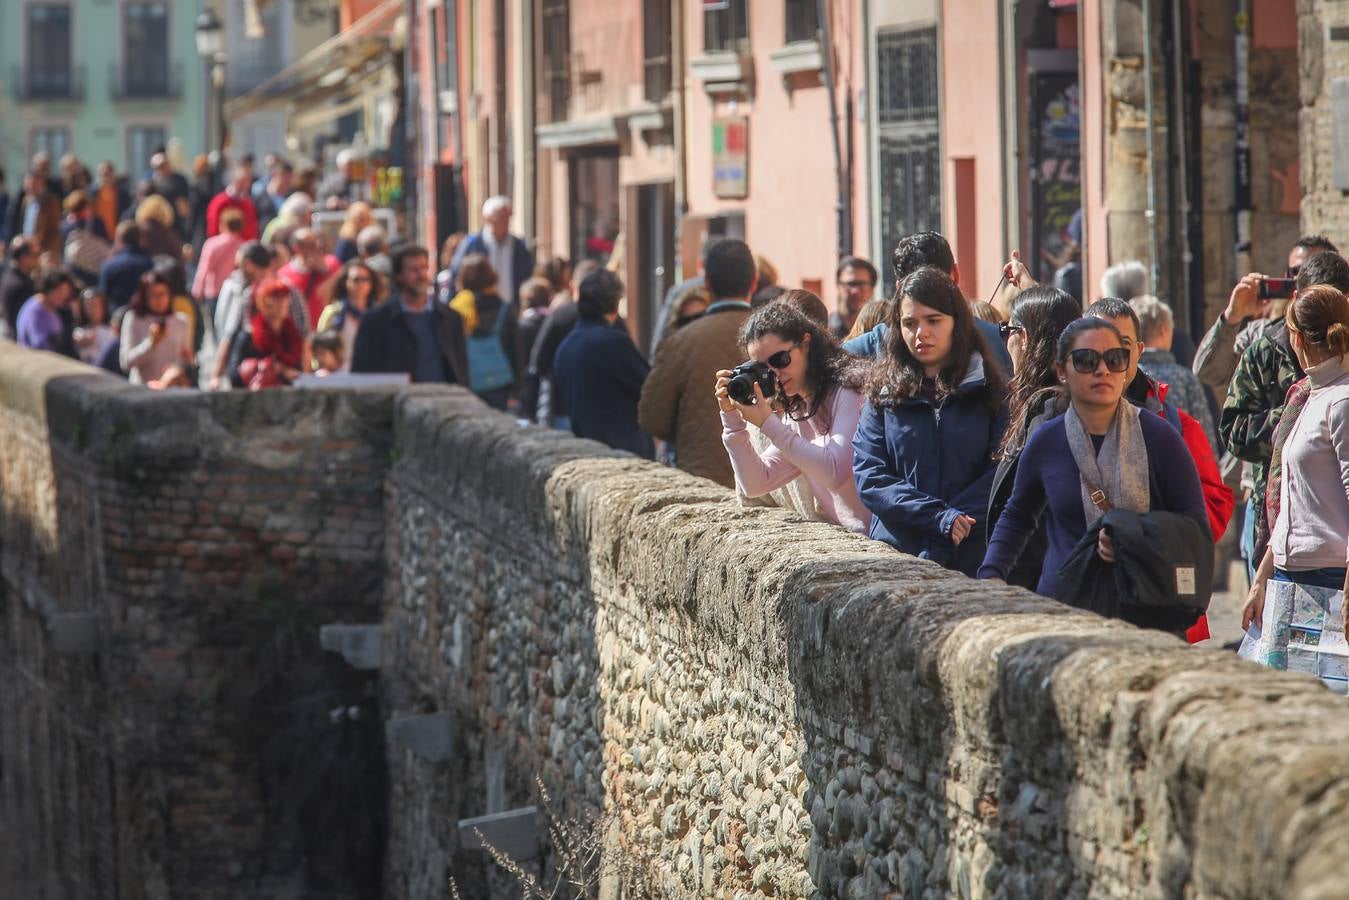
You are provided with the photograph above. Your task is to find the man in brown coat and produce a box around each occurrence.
[639,238,757,487]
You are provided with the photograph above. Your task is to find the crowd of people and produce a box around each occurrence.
[3,143,1347,668]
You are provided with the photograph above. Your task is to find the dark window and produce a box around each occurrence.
[123,3,170,96]
[541,0,570,122]
[877,27,939,124]
[875,26,940,293]
[127,126,167,175]
[643,0,672,103]
[226,0,286,96]
[704,0,748,53]
[784,0,819,45]
[26,4,73,98]
[29,127,70,160]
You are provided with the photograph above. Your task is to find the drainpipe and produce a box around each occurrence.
[492,0,507,195]
[1234,0,1252,278]
[1142,0,1160,293]
[517,0,536,239]
[817,0,851,259]
[672,0,688,280]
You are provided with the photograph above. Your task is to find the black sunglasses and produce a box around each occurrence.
[764,345,797,369]
[1068,347,1130,374]
[998,322,1024,339]
[1286,264,1302,279]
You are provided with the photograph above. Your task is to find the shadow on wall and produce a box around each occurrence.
[0,353,397,900]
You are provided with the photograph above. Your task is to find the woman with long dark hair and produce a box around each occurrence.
[121,269,193,385]
[986,286,1082,587]
[715,294,871,533]
[980,317,1206,606]
[316,259,383,372]
[852,267,1008,572]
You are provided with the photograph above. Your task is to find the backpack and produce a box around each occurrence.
[466,299,513,393]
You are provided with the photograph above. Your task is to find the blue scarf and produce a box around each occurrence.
[331,298,364,332]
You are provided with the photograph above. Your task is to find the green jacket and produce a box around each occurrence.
[1218,319,1303,504]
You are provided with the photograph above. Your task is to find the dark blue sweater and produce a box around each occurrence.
[978,410,1206,598]
[553,318,655,459]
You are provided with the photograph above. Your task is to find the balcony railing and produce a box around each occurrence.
[11,64,84,102]
[110,61,182,101]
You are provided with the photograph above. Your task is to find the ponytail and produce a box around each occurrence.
[1328,321,1349,357]
[1286,284,1349,356]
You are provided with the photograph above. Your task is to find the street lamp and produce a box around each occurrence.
[195,8,227,166]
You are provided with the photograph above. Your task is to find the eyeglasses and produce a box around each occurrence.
[1286,264,1302,279]
[764,345,797,369]
[1068,347,1130,374]
[348,275,372,284]
[998,322,1024,339]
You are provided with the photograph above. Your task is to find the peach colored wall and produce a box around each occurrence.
[1080,0,1106,301]
[567,0,644,117]
[939,0,1005,300]
[340,0,385,31]
[683,2,866,313]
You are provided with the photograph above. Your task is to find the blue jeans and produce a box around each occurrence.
[1274,567,1348,590]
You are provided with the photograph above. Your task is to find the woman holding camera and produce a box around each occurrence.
[979,317,1206,601]
[714,297,871,534]
[121,269,194,386]
[851,267,1008,574]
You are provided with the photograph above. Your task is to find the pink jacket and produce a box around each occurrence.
[721,386,872,534]
[193,233,245,300]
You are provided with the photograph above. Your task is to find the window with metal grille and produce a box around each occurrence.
[26,4,73,97]
[643,0,672,103]
[784,0,819,45]
[29,126,70,160]
[877,27,938,124]
[704,0,748,54]
[875,25,941,293]
[541,0,570,122]
[123,3,169,97]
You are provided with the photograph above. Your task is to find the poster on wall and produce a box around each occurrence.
[1028,72,1081,286]
[713,117,748,199]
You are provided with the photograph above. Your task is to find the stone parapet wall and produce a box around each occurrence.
[385,389,1349,899]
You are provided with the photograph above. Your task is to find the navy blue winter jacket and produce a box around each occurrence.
[852,355,1009,574]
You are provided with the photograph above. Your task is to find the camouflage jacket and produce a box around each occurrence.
[1218,319,1304,503]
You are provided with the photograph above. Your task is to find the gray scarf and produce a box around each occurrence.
[1064,400,1150,526]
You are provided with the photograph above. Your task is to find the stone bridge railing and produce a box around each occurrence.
[2,343,1348,898]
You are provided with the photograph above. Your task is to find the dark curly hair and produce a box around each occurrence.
[739,298,866,423]
[867,266,1004,410]
[997,285,1081,458]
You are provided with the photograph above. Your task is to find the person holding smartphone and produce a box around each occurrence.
[980,317,1207,600]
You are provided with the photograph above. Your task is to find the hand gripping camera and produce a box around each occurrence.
[726,361,776,405]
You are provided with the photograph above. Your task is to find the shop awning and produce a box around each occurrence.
[224,0,403,123]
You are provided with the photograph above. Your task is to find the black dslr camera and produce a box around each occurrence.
[726,361,776,405]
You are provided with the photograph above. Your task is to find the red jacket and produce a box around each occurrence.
[205,190,259,240]
[1150,380,1235,644]
[278,257,339,327]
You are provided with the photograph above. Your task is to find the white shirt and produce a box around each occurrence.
[482,227,516,307]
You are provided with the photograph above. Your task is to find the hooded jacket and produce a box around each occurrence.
[852,354,1008,575]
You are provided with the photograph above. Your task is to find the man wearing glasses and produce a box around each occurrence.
[829,255,878,338]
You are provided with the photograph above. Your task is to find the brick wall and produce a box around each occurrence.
[0,347,397,899]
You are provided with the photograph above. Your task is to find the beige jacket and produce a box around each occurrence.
[639,303,750,488]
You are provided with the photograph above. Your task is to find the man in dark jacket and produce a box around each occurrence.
[449,196,534,314]
[552,269,654,458]
[351,243,469,384]
[98,222,155,311]
[0,237,39,338]
[841,231,1014,379]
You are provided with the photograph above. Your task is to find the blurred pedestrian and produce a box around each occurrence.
[1,237,40,337]
[830,256,878,338]
[334,202,373,263]
[450,253,519,409]
[229,277,303,390]
[121,269,193,384]
[316,259,382,372]
[449,196,534,314]
[194,208,247,332]
[351,243,468,384]
[205,165,259,240]
[98,222,154,311]
[16,269,76,355]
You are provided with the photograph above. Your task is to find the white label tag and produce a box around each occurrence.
[1176,567,1196,596]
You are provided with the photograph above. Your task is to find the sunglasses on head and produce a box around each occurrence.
[764,345,797,369]
[1068,347,1130,374]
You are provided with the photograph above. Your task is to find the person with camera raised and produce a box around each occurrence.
[714,295,870,534]
[851,267,1009,574]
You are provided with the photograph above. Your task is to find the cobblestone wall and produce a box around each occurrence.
[0,347,395,899]
[385,389,1349,899]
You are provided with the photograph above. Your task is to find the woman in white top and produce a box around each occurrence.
[714,295,872,534]
[1243,284,1349,634]
[120,269,193,386]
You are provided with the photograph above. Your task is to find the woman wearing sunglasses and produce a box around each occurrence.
[851,267,1008,573]
[979,317,1205,598]
[715,296,871,533]
[986,286,1083,588]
